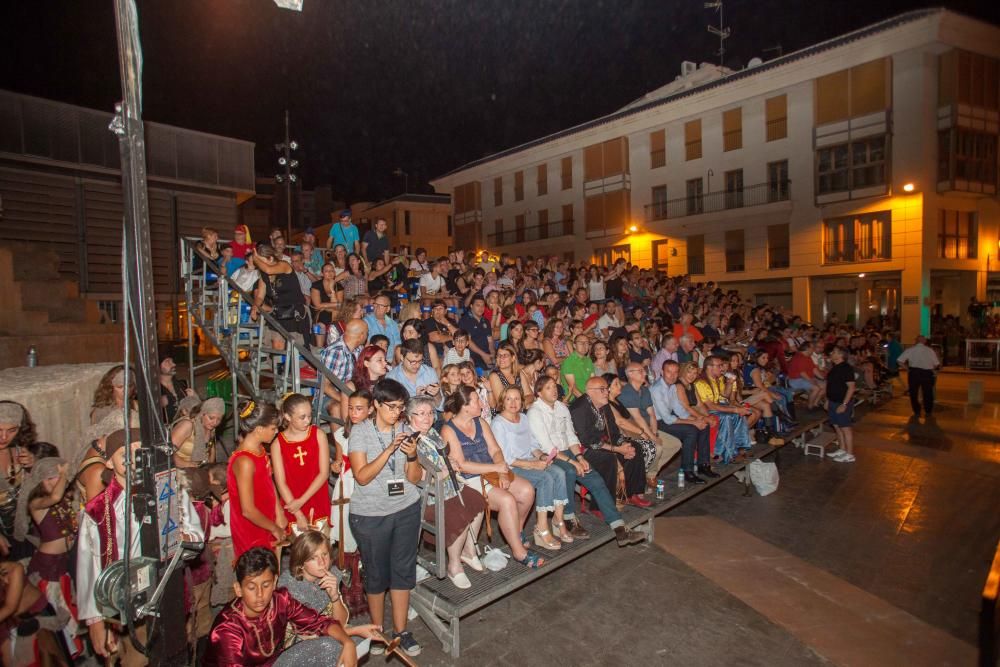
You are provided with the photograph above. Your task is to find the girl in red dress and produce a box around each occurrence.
[228,401,287,560]
[273,394,331,533]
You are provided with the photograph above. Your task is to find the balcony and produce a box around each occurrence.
[822,242,891,264]
[489,218,574,246]
[645,180,790,222]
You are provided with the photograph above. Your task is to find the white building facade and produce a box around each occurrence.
[431,9,1000,342]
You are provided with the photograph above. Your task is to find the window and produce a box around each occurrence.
[851,136,886,189]
[722,108,742,152]
[940,128,999,185]
[939,49,1000,110]
[593,244,631,266]
[684,119,702,161]
[453,181,481,214]
[823,211,891,263]
[685,178,703,215]
[447,215,452,236]
[493,177,503,206]
[494,218,504,244]
[650,129,666,168]
[562,203,574,236]
[767,224,790,269]
[724,169,743,209]
[817,144,850,194]
[651,239,669,273]
[537,164,548,196]
[514,171,524,201]
[725,230,745,272]
[938,210,978,259]
[537,209,549,239]
[815,58,889,124]
[561,156,573,190]
[404,210,411,235]
[585,190,630,233]
[584,137,629,181]
[515,214,525,243]
[765,95,787,142]
[687,235,705,274]
[768,160,789,202]
[650,185,668,220]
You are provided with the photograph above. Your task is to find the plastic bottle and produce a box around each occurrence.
[677,469,685,489]
[26,346,37,368]
[655,479,665,500]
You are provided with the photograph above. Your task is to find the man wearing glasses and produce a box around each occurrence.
[364,296,402,360]
[387,339,442,409]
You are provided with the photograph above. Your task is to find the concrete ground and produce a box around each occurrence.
[404,371,1000,666]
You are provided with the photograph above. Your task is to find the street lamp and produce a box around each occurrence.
[275,110,300,240]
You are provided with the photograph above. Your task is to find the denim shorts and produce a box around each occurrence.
[827,401,854,427]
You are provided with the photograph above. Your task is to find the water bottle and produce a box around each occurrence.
[26,346,37,368]
[655,479,665,500]
[677,469,685,489]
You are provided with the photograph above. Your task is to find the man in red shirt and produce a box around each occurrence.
[671,313,703,343]
[786,341,825,409]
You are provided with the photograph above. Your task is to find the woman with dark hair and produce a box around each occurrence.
[347,379,423,657]
[311,262,344,346]
[440,386,544,569]
[341,253,368,301]
[0,401,33,559]
[250,243,310,350]
[396,318,439,370]
[89,365,133,424]
[16,441,59,473]
[227,400,286,560]
[541,319,569,367]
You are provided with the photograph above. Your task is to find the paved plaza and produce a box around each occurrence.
[410,372,1000,666]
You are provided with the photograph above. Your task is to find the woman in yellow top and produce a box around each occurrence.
[171,397,226,468]
[693,356,753,464]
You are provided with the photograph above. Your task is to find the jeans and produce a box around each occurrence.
[659,421,710,473]
[514,464,569,512]
[551,458,623,529]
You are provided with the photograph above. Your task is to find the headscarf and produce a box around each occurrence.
[0,403,24,425]
[74,410,139,476]
[14,456,65,543]
[177,395,202,417]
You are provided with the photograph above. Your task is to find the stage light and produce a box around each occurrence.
[289,141,299,150]
[902,182,915,192]
[274,0,303,10]
[278,157,288,166]
[290,159,298,168]
[628,225,638,233]
[858,273,866,278]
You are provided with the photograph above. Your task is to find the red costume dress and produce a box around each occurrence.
[275,426,331,526]
[227,450,278,560]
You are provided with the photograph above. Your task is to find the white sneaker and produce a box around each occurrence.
[838,453,856,463]
[828,449,847,460]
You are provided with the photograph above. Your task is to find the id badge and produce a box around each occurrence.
[387,479,405,497]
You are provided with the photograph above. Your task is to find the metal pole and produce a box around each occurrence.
[111,1,186,664]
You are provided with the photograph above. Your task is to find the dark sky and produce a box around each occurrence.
[2,0,997,203]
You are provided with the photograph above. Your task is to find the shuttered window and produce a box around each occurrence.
[765,95,787,142]
[514,171,524,201]
[454,182,481,214]
[584,189,629,234]
[493,177,502,206]
[537,163,547,196]
[816,70,850,125]
[650,129,666,168]
[722,108,742,152]
[940,49,1000,110]
[562,203,574,236]
[684,119,702,161]
[583,137,629,181]
[561,157,573,190]
[850,59,888,117]
[816,59,890,124]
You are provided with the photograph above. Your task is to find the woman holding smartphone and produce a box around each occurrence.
[347,379,423,658]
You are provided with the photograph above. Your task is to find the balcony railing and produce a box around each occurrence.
[489,219,574,246]
[645,180,790,222]
[822,242,890,264]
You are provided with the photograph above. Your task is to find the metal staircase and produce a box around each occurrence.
[179,237,349,432]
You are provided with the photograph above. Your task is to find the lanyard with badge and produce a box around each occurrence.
[373,421,407,497]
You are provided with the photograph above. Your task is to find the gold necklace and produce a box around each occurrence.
[241,602,277,657]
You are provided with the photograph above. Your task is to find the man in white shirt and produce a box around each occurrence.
[419,258,448,300]
[896,335,941,417]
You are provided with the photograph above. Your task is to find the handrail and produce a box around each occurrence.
[644,180,790,222]
[179,237,351,430]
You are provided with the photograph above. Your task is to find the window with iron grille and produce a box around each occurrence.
[768,160,789,202]
[687,234,705,275]
[685,178,703,215]
[767,224,790,269]
[938,210,978,259]
[725,229,745,272]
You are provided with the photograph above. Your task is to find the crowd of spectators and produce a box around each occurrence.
[0,213,923,666]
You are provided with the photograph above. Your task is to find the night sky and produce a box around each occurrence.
[2,0,997,203]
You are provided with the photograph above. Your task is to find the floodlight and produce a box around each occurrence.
[902,182,915,192]
[278,157,287,166]
[274,0,303,10]
[289,141,299,150]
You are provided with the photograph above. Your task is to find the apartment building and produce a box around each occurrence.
[430,9,1000,341]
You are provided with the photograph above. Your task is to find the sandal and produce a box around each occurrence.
[550,520,574,544]
[518,531,532,549]
[533,528,561,550]
[514,550,546,568]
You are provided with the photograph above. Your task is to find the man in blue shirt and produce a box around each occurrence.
[650,359,717,484]
[458,295,493,369]
[363,295,402,360]
[387,339,443,409]
[619,362,680,489]
[326,209,360,254]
